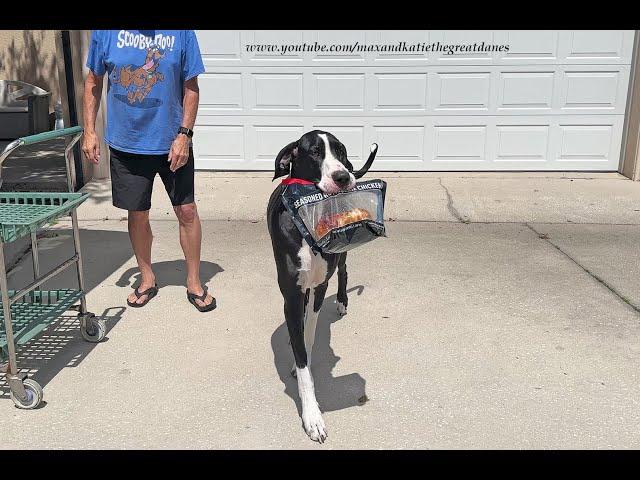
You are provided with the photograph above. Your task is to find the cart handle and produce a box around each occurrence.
[17,126,84,146]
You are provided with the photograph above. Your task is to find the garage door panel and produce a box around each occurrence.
[564,31,627,62]
[560,68,629,113]
[433,72,491,112]
[250,74,304,111]
[194,31,634,171]
[373,126,425,162]
[434,126,487,162]
[198,73,243,112]
[558,125,614,162]
[196,30,242,69]
[498,71,555,111]
[313,74,365,111]
[193,125,245,168]
[496,125,549,162]
[498,31,559,62]
[373,73,428,111]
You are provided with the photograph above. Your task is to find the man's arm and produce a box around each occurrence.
[82,70,104,164]
[168,76,199,172]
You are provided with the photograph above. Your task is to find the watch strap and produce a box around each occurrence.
[178,126,194,138]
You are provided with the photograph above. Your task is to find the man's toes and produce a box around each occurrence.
[195,294,214,308]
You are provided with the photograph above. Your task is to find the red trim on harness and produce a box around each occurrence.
[281,177,315,186]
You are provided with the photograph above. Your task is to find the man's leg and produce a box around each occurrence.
[174,203,213,307]
[127,210,156,305]
[161,147,214,308]
[108,147,157,305]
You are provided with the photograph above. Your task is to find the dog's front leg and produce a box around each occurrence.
[284,290,327,443]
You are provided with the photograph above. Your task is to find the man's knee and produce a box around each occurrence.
[174,203,198,225]
[128,210,150,224]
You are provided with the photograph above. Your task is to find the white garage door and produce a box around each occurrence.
[193,30,635,172]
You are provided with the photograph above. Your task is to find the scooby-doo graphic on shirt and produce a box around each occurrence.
[86,29,205,155]
[112,46,165,106]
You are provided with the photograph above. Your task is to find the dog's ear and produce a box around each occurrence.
[273,141,298,180]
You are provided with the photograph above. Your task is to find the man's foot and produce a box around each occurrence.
[127,278,157,306]
[186,283,216,311]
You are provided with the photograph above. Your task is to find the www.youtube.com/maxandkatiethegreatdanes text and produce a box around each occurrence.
[244,41,510,56]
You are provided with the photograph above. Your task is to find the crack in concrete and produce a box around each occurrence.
[438,178,469,224]
[525,223,640,316]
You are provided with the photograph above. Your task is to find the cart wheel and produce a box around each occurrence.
[10,378,43,410]
[80,313,106,343]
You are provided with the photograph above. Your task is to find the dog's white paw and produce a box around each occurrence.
[336,301,347,316]
[302,406,327,443]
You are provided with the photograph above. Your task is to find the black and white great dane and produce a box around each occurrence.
[267,130,377,442]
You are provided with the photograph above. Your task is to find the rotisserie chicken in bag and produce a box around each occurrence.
[281,179,387,254]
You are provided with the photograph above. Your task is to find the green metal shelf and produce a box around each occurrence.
[0,289,83,362]
[0,192,89,243]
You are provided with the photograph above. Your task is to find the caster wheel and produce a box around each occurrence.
[80,313,106,343]
[10,378,43,409]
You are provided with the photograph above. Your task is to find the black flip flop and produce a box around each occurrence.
[127,283,158,308]
[187,285,217,312]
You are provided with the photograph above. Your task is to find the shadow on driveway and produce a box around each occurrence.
[116,260,224,291]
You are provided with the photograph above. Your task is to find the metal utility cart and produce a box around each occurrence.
[0,126,105,409]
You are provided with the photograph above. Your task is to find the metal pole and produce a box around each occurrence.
[60,30,84,190]
[30,231,40,293]
[0,242,19,376]
[70,210,87,314]
[64,132,83,193]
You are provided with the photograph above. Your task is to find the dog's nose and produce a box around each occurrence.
[332,170,351,188]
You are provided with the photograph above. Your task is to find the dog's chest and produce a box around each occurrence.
[296,242,328,289]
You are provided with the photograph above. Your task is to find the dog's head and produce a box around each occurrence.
[273,130,356,194]
[146,46,164,62]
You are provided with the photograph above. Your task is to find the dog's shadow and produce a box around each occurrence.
[115,260,224,290]
[271,285,367,416]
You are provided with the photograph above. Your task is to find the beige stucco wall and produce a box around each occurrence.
[0,30,61,111]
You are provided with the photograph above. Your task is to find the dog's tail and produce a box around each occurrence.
[353,143,378,179]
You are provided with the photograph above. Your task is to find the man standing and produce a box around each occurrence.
[83,30,216,312]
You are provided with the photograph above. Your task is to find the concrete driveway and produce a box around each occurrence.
[1,172,639,449]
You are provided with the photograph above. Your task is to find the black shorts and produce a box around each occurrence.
[109,146,195,211]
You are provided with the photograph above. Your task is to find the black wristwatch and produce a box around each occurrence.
[178,126,194,138]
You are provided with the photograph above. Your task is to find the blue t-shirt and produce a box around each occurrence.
[86,30,205,154]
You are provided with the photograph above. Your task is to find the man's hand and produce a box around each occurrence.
[168,134,190,172]
[82,131,101,164]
